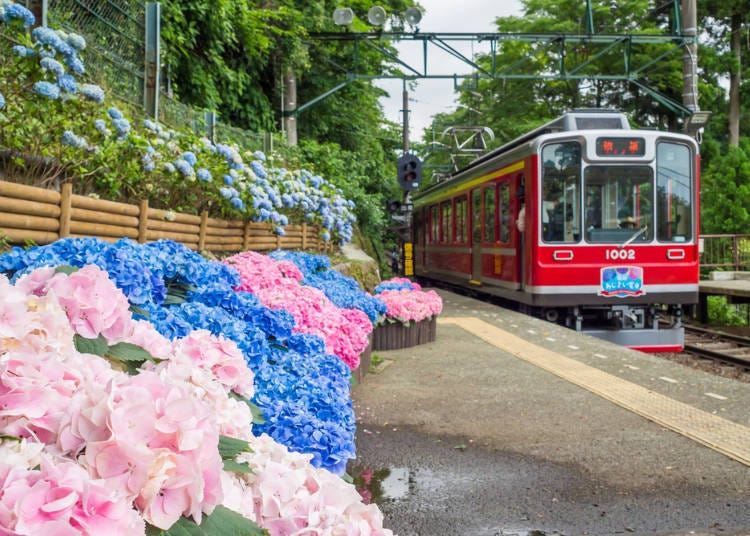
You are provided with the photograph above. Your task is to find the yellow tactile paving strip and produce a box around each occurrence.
[440,316,750,467]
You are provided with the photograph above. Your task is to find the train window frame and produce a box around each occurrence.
[541,141,581,244]
[498,182,511,243]
[455,195,468,244]
[483,185,496,243]
[441,200,452,244]
[656,141,693,243]
[429,204,439,245]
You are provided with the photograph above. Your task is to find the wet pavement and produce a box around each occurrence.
[349,289,750,536]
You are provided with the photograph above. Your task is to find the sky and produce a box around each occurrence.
[377,0,523,143]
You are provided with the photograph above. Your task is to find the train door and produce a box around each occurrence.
[515,174,526,290]
[471,188,482,281]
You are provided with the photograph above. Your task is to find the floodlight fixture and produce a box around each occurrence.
[404,7,422,28]
[367,6,387,26]
[685,110,712,130]
[332,7,354,26]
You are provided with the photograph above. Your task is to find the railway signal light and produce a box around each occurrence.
[396,153,422,191]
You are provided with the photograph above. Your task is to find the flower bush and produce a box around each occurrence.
[224,250,373,370]
[0,237,357,475]
[374,277,443,324]
[0,1,355,244]
[0,244,393,534]
[270,250,387,323]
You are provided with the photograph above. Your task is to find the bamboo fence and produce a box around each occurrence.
[0,181,326,253]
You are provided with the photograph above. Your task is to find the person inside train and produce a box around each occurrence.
[545,197,565,241]
[619,216,637,229]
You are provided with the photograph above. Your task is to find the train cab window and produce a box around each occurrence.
[498,183,510,243]
[584,166,653,243]
[484,187,496,242]
[441,202,453,243]
[455,196,468,244]
[542,142,581,243]
[656,142,693,243]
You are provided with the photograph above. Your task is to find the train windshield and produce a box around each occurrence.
[583,166,654,244]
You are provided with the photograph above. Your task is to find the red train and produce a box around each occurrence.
[410,110,700,352]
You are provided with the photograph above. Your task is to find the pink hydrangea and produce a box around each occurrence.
[377,288,443,324]
[224,252,372,370]
[0,456,145,535]
[223,434,394,535]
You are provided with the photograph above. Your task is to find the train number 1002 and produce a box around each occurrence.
[606,249,635,260]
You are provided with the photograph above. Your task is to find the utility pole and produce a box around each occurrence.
[402,82,409,152]
[681,0,698,114]
[283,68,298,146]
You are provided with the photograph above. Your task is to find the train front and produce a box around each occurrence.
[528,130,700,352]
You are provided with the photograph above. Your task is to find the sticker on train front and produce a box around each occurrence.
[599,266,645,297]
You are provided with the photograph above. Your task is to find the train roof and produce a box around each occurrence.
[460,109,631,173]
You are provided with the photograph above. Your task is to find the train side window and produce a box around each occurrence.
[441,201,452,243]
[484,186,496,242]
[656,142,693,242]
[455,195,468,244]
[430,205,439,244]
[498,183,510,243]
[541,141,581,243]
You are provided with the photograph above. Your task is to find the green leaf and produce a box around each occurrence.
[145,506,267,535]
[106,341,155,361]
[54,264,79,275]
[222,459,253,474]
[73,334,108,357]
[218,435,251,460]
[130,304,151,318]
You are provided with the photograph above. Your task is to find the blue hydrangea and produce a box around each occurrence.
[174,159,194,178]
[112,118,130,137]
[61,130,88,149]
[39,57,65,76]
[230,197,245,210]
[65,32,86,51]
[196,168,212,181]
[56,73,77,93]
[80,84,104,103]
[0,92,4,110]
[180,151,197,167]
[3,3,35,27]
[107,107,123,120]
[11,44,35,57]
[33,81,60,99]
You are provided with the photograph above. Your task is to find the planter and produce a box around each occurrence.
[372,316,437,351]
[354,333,373,384]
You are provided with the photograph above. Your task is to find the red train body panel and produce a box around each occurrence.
[411,110,700,352]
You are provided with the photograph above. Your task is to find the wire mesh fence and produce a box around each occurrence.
[45,0,270,152]
[48,0,145,108]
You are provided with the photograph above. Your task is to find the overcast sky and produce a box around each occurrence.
[377,0,522,143]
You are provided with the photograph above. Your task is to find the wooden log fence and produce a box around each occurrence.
[0,181,327,253]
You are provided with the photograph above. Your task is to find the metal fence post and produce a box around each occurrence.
[26,0,47,27]
[204,111,217,143]
[144,3,161,120]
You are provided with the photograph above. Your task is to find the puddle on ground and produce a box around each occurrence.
[350,465,411,503]
[350,465,561,536]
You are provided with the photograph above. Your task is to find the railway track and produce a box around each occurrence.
[683,324,750,372]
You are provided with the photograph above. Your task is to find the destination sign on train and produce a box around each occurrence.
[595,137,646,156]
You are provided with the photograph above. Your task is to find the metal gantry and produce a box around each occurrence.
[291,30,696,118]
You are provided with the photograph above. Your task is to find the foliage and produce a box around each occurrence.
[700,138,750,234]
[707,295,748,327]
[0,5,358,244]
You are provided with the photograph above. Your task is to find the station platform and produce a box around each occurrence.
[350,288,750,536]
[699,272,750,322]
